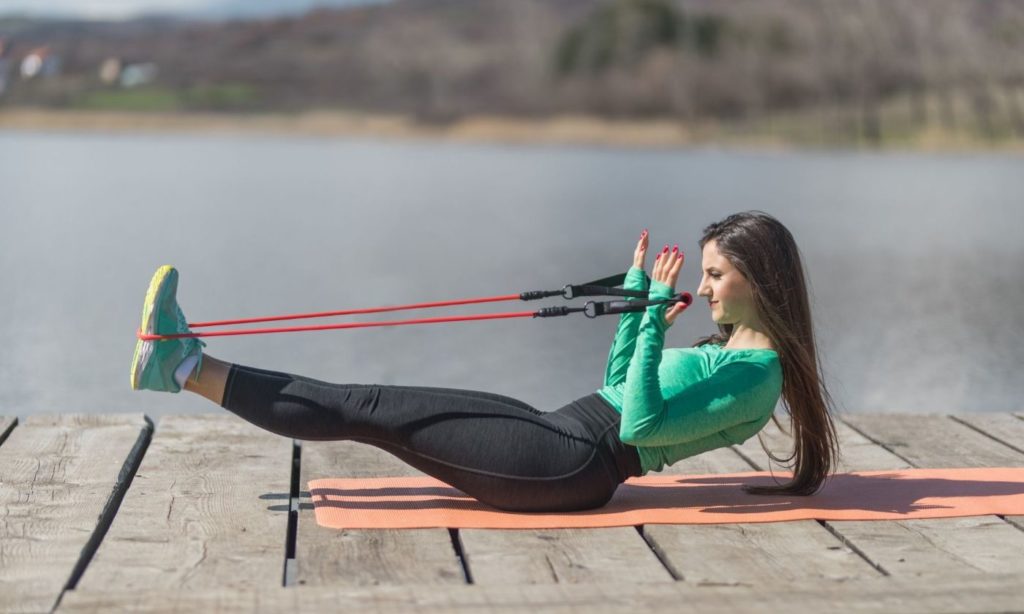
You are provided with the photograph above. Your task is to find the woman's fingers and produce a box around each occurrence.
[653,244,667,277]
[654,245,671,280]
[668,247,684,284]
[663,300,689,326]
[653,244,684,286]
[633,229,649,269]
[651,243,686,326]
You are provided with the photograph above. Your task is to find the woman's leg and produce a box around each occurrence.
[183,354,231,404]
[195,357,623,512]
[184,354,535,411]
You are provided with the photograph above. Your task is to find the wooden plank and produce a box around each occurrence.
[742,413,1024,577]
[58,573,1024,613]
[295,440,466,586]
[739,416,932,577]
[733,414,914,474]
[639,441,878,585]
[458,526,674,585]
[655,413,1024,580]
[950,412,1024,531]
[844,413,1024,469]
[458,412,673,585]
[0,416,15,447]
[951,412,1024,457]
[840,413,1024,575]
[75,415,292,592]
[0,413,150,614]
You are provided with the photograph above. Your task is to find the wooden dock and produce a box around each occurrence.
[2,411,1023,613]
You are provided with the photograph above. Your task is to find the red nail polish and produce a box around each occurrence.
[672,244,678,252]
[663,246,669,253]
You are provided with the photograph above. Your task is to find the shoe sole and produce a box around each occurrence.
[130,265,174,390]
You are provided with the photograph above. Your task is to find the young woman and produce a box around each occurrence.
[130,210,839,512]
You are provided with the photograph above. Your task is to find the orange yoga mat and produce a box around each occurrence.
[308,467,1024,530]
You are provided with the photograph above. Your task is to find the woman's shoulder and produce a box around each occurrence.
[693,341,778,355]
[701,343,783,382]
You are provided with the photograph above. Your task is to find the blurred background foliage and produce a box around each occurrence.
[3,0,1024,145]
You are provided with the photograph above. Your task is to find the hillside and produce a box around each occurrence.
[3,0,1024,146]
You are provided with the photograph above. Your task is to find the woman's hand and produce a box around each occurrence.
[633,229,649,269]
[652,241,688,327]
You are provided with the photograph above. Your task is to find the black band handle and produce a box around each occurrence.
[583,292,693,318]
[520,289,565,301]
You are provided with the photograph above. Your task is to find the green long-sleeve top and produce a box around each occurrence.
[595,266,783,474]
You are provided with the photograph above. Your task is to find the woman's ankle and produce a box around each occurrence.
[184,353,231,405]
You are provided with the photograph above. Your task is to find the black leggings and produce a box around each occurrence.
[220,364,643,512]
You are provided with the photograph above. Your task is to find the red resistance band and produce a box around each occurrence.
[136,273,692,341]
[137,294,530,340]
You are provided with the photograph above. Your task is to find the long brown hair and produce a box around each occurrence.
[692,211,840,495]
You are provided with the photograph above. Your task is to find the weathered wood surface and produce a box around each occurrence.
[295,440,466,586]
[459,441,673,584]
[736,413,1024,577]
[6,411,1024,613]
[839,413,1024,575]
[75,415,292,592]
[844,413,1024,470]
[55,573,1024,613]
[953,412,1024,529]
[640,437,877,586]
[0,414,150,614]
[459,525,674,585]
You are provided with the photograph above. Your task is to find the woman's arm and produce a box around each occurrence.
[617,276,673,444]
[614,243,702,446]
[602,265,649,387]
[603,231,650,387]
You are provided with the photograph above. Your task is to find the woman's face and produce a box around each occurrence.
[696,239,756,326]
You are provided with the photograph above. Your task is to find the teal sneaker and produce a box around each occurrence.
[130,265,206,392]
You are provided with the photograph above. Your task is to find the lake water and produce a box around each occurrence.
[1,130,1022,419]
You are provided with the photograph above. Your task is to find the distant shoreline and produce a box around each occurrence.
[0,108,745,150]
[2,108,1023,153]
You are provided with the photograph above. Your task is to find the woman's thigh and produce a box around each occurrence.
[386,384,543,413]
[358,433,618,512]
[335,386,619,511]
[222,364,619,510]
[242,365,542,412]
